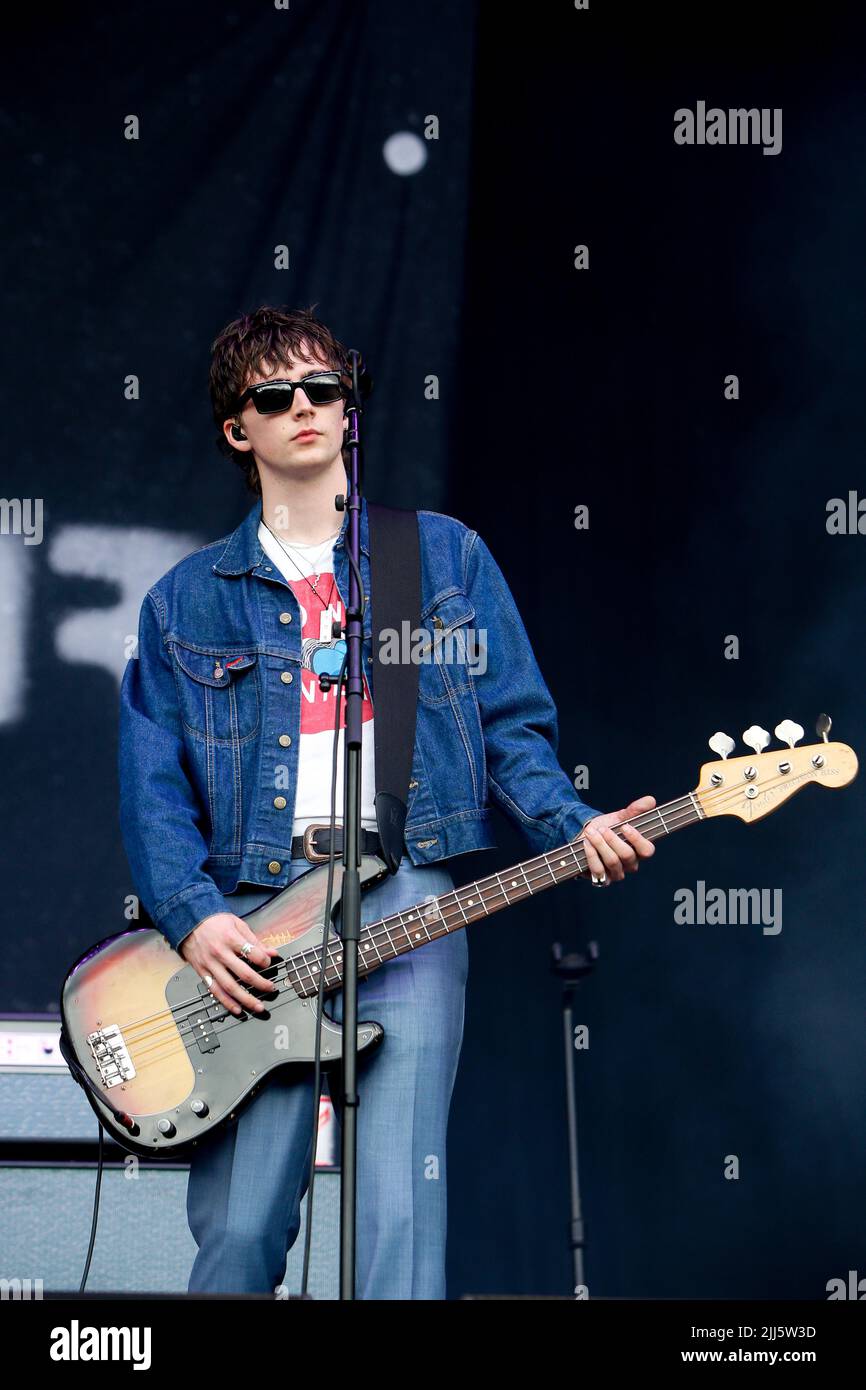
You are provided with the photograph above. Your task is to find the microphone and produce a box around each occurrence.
[346,349,373,405]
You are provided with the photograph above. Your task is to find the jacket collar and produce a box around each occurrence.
[212,492,368,576]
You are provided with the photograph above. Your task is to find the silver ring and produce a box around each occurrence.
[590,873,608,887]
[204,973,214,988]
[239,941,253,959]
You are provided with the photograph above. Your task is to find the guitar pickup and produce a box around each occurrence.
[86,1025,136,1089]
[187,980,224,1054]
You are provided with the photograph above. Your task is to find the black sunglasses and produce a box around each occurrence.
[234,371,345,416]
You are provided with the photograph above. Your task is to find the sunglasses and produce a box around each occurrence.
[234,371,345,416]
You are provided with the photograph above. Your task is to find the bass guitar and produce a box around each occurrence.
[59,716,857,1157]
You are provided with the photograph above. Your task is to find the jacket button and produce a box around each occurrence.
[267,860,281,874]
[273,796,287,809]
[279,612,292,624]
[279,734,292,747]
[280,671,293,684]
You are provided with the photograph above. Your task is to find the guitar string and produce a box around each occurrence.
[116,761,819,1069]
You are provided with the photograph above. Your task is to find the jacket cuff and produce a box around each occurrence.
[153,883,230,952]
[557,800,604,844]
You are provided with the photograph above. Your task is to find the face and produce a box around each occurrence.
[224,343,348,479]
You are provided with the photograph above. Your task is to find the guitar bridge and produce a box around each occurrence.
[86,1025,136,1089]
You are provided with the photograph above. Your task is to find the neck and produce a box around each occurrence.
[259,457,347,544]
[285,792,706,998]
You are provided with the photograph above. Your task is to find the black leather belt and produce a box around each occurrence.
[291,823,384,863]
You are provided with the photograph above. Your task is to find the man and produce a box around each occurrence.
[118,304,656,1299]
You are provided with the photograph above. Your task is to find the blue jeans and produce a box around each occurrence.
[185,856,468,1299]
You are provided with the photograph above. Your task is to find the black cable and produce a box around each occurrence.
[78,1118,106,1293]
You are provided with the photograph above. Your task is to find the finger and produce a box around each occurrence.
[594,828,627,880]
[580,828,608,879]
[619,822,656,858]
[209,961,270,1014]
[216,946,278,995]
[235,919,282,960]
[601,826,639,872]
[200,971,243,1017]
[583,827,622,881]
[620,795,656,817]
[229,931,279,988]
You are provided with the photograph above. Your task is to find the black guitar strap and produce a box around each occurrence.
[366,502,421,874]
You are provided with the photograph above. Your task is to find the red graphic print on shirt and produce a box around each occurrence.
[285,572,374,736]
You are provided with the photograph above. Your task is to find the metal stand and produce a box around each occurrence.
[334,349,371,1300]
[550,939,599,1295]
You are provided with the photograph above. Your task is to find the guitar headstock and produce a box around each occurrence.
[694,716,858,823]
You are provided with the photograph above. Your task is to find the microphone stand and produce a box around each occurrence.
[335,349,370,1300]
[550,939,599,1296]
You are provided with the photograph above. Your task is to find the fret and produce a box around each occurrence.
[518,864,533,896]
[689,791,704,820]
[379,916,399,956]
[655,807,669,834]
[361,932,384,963]
[542,855,558,886]
[394,909,413,950]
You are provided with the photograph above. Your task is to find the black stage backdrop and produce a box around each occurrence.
[2,2,865,1299]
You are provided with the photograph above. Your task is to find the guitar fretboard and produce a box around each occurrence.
[286,793,704,998]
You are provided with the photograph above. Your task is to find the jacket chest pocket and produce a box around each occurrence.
[168,642,260,744]
[416,593,477,707]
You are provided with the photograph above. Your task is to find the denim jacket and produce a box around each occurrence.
[118,496,601,949]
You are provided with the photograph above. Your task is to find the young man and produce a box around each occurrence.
[118,305,656,1300]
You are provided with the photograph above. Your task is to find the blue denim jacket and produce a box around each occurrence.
[118,496,601,949]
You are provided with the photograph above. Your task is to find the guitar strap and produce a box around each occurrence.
[366,502,421,874]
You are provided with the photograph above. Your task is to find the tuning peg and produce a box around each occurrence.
[709,732,735,760]
[816,713,832,744]
[742,725,770,755]
[774,720,804,749]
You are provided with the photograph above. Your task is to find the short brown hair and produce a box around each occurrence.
[209,303,351,495]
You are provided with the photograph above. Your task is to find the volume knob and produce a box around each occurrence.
[156,1118,176,1137]
[190,1100,209,1118]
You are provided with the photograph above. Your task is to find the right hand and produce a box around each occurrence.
[179,913,281,1016]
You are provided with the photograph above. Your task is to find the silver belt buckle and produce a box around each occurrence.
[303,823,337,863]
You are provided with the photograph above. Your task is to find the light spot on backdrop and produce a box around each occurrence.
[382,131,427,176]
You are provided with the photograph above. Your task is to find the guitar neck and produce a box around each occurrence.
[290,792,704,997]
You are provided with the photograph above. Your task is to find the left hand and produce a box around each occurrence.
[576,795,657,886]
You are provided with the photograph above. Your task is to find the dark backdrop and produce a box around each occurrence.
[3,1,864,1299]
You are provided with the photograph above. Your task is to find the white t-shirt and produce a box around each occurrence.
[258,521,378,840]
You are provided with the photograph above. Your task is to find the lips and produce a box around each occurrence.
[294,430,320,440]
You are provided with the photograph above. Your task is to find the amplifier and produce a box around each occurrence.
[0,1015,339,1297]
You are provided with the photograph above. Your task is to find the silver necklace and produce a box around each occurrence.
[260,515,339,597]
